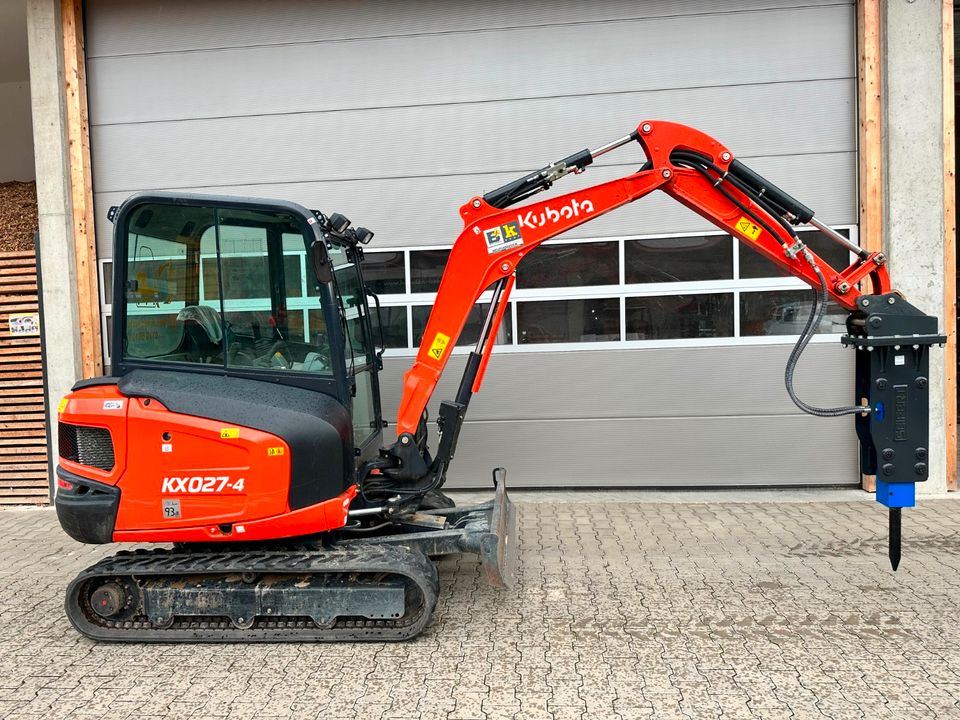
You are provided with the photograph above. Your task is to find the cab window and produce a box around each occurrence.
[325,243,379,447]
[122,203,333,375]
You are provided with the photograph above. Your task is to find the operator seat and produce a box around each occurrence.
[176,305,224,363]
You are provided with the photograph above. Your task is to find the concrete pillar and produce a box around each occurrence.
[26,0,83,488]
[882,0,950,494]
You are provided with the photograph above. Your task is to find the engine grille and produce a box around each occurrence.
[59,423,115,472]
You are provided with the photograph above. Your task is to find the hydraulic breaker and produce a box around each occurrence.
[843,293,946,569]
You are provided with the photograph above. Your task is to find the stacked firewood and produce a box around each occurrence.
[0,182,38,253]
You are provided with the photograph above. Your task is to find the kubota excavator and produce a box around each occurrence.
[55,121,943,642]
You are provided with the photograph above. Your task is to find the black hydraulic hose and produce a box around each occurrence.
[784,254,870,418]
[669,151,866,418]
[728,159,815,224]
[669,153,789,247]
[360,459,446,502]
[670,151,801,243]
[723,174,800,240]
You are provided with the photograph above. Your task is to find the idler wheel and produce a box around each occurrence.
[90,582,126,618]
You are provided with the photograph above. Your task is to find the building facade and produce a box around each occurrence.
[24,0,957,491]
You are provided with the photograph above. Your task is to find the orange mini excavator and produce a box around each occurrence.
[56,121,943,641]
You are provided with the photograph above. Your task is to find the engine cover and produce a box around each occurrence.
[56,370,354,543]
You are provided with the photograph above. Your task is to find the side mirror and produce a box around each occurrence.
[310,240,332,283]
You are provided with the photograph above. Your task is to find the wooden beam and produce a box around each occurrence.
[944,0,957,490]
[60,0,102,379]
[858,0,882,493]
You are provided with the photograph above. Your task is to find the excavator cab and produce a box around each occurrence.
[57,193,388,544]
[115,194,385,463]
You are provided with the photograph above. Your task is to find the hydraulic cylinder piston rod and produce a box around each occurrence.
[808,216,869,258]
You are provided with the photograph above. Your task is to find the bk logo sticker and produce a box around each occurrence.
[483,221,523,254]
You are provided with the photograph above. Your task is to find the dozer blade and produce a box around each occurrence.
[478,468,518,588]
[342,467,519,589]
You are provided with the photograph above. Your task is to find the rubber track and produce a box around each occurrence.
[65,544,438,643]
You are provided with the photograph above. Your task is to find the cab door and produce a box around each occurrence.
[328,243,383,459]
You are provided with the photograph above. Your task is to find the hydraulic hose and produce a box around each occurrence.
[785,250,870,417]
[669,150,868,418]
[669,151,791,247]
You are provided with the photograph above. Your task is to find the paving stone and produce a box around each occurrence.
[3,499,960,719]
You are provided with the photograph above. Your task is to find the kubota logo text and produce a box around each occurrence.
[517,198,595,229]
[162,475,246,493]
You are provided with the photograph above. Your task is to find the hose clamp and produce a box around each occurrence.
[543,161,569,183]
[784,239,806,260]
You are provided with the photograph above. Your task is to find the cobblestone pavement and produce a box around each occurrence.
[3,497,960,719]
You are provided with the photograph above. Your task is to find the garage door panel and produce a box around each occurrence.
[378,343,853,422]
[438,415,858,488]
[92,151,855,255]
[88,5,853,125]
[90,79,854,192]
[86,0,851,60]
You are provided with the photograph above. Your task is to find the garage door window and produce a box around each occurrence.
[517,242,618,289]
[626,293,734,340]
[739,229,851,280]
[625,235,732,284]
[412,303,513,347]
[108,224,856,364]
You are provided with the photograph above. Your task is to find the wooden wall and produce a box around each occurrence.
[0,250,49,504]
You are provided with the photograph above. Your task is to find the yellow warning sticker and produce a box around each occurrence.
[267,447,285,457]
[428,332,451,361]
[58,398,68,414]
[220,428,240,439]
[736,217,762,241]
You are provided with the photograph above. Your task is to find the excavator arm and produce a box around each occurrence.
[373,120,942,569]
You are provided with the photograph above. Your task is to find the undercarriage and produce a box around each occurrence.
[65,471,516,642]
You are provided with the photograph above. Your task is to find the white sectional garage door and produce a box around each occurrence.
[85,0,860,488]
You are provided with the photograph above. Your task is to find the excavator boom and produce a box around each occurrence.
[382,120,939,571]
[396,121,891,437]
